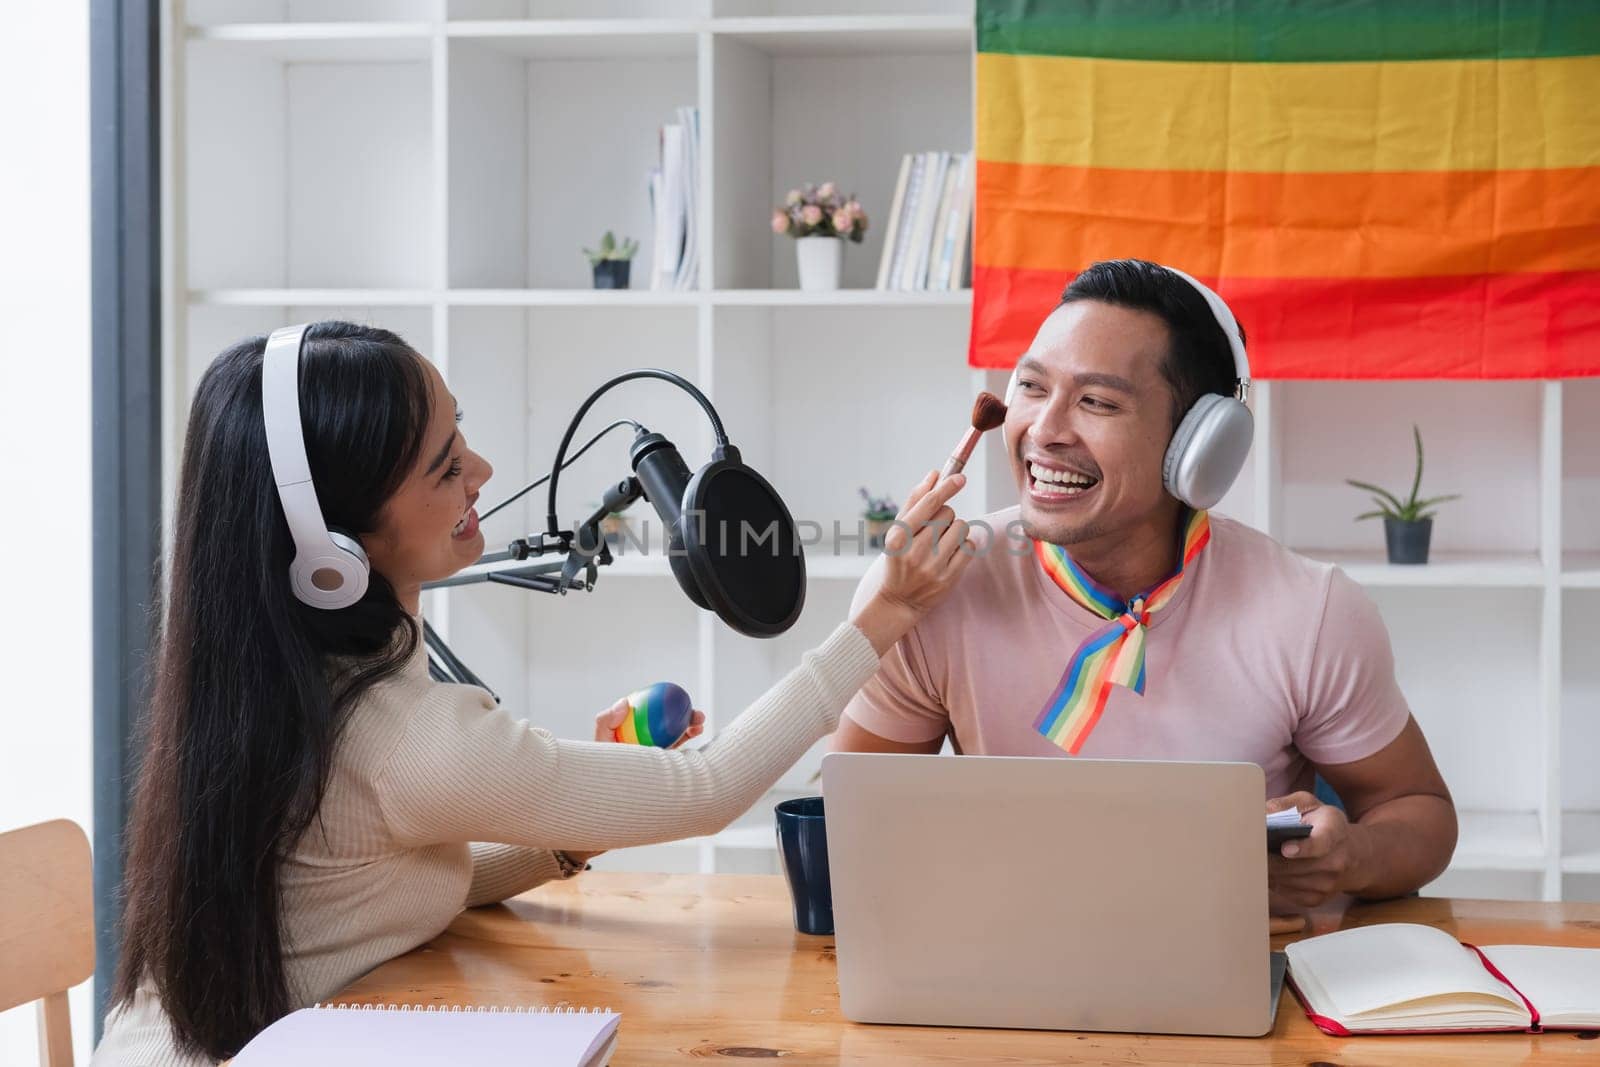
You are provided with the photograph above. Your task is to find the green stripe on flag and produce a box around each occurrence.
[976,0,1600,63]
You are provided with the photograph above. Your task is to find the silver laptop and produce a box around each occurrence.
[821,753,1280,1037]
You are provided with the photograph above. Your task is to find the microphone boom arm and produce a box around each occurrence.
[546,369,729,539]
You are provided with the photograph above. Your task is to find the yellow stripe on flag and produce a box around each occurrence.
[978,52,1600,174]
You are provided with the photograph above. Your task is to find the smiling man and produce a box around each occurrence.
[832,259,1458,912]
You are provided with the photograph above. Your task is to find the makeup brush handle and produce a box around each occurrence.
[941,427,981,478]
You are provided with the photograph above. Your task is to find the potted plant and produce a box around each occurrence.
[772,182,867,291]
[594,504,631,548]
[584,231,638,289]
[1346,425,1460,565]
[859,487,899,549]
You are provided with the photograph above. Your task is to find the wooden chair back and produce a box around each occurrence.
[0,819,94,1067]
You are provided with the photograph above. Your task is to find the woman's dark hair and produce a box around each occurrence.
[1060,259,1243,427]
[113,321,434,1060]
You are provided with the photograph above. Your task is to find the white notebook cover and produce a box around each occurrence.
[233,1005,620,1067]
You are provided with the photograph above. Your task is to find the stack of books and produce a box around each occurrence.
[874,150,973,292]
[648,106,701,291]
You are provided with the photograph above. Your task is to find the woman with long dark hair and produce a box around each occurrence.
[92,322,972,1065]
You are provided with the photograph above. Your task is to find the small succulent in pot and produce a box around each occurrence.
[859,487,899,550]
[1346,425,1460,565]
[584,231,639,289]
[599,510,629,547]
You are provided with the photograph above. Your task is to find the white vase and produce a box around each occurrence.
[795,236,843,291]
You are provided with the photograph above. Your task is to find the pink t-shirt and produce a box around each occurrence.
[843,510,1411,798]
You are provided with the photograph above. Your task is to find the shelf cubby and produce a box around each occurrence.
[1561,593,1600,877]
[444,304,701,539]
[713,1,972,19]
[1563,378,1600,584]
[1277,380,1542,561]
[451,0,705,21]
[183,304,434,396]
[448,36,697,290]
[710,32,970,291]
[1375,586,1545,806]
[184,36,433,291]
[712,303,981,541]
[188,0,437,25]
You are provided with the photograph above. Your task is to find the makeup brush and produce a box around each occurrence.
[941,391,1008,478]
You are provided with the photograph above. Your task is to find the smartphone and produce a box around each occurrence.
[1267,823,1313,851]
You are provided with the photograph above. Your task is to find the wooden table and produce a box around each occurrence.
[333,872,1600,1065]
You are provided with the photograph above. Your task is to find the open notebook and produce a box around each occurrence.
[232,1004,620,1066]
[1286,923,1600,1034]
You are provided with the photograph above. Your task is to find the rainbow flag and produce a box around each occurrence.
[971,1,1600,378]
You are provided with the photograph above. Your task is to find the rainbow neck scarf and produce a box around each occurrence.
[1033,510,1211,754]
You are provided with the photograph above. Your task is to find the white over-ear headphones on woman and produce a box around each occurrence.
[1006,265,1253,511]
[261,323,371,609]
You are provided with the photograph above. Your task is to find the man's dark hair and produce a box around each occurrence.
[1059,259,1242,428]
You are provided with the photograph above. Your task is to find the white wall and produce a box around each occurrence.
[0,3,94,1064]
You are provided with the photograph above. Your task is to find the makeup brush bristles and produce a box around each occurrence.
[971,391,1007,432]
[941,391,1010,478]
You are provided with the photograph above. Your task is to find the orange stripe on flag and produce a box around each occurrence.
[969,264,1600,379]
[975,161,1600,280]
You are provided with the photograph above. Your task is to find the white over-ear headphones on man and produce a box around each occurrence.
[1006,265,1253,511]
[261,323,371,609]
[1158,267,1253,510]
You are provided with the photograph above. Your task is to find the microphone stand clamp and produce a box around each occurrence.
[558,476,645,593]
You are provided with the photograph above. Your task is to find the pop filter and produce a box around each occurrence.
[681,447,806,637]
[631,432,805,638]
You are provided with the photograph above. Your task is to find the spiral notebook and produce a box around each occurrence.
[232,1004,621,1066]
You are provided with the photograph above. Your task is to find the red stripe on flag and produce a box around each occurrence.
[970,266,1600,378]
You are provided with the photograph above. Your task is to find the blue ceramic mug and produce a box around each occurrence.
[775,796,832,935]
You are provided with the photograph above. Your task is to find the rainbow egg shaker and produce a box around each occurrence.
[614,681,694,748]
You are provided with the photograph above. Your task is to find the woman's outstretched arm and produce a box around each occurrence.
[376,471,973,855]
[377,620,880,853]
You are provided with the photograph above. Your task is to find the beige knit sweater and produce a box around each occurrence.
[92,619,880,1066]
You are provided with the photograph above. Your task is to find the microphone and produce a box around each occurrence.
[628,427,805,638]
[450,369,807,639]
[630,430,709,610]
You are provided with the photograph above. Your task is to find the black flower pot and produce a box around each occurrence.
[592,260,631,289]
[1384,517,1432,564]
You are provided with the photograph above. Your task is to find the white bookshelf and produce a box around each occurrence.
[165,2,1599,898]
